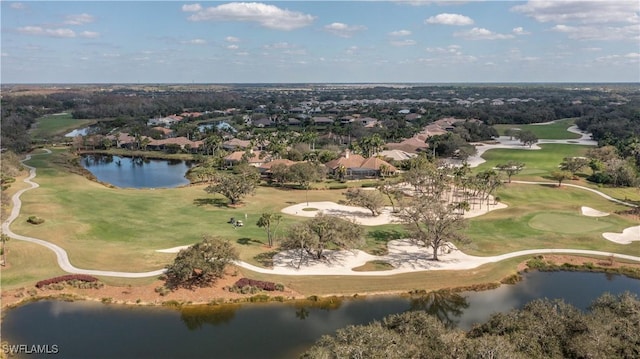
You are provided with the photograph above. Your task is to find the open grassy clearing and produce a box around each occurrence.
[474,143,590,181]
[11,149,352,271]
[464,183,639,256]
[30,113,95,139]
[473,143,640,203]
[4,145,639,290]
[0,240,68,290]
[492,118,581,140]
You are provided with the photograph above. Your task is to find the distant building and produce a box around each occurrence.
[324,150,396,179]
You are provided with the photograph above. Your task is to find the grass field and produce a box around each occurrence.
[474,143,590,180]
[2,143,639,291]
[30,113,95,139]
[492,118,581,140]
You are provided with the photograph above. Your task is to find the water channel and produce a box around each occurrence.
[2,271,639,359]
[80,154,192,189]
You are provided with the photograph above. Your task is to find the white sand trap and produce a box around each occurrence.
[281,201,399,226]
[156,245,191,253]
[603,226,640,245]
[281,201,507,226]
[581,206,609,217]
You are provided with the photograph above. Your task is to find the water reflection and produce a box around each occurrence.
[3,272,640,359]
[81,154,191,188]
[180,305,239,330]
[292,296,344,321]
[409,290,469,328]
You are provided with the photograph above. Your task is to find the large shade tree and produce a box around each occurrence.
[399,163,468,261]
[204,165,259,205]
[165,235,238,288]
[280,214,364,267]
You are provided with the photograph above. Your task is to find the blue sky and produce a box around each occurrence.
[2,1,639,83]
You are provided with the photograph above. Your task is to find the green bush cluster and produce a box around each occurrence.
[27,216,45,225]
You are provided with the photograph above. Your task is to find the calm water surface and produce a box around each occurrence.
[3,271,640,359]
[81,155,191,188]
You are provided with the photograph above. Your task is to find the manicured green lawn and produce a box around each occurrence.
[464,183,639,256]
[474,143,590,181]
[493,118,581,140]
[4,147,639,291]
[30,113,95,139]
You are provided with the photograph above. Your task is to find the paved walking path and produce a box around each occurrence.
[3,148,639,278]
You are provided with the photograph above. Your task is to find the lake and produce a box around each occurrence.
[2,271,639,359]
[80,154,192,188]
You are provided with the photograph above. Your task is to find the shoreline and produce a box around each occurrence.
[4,254,640,313]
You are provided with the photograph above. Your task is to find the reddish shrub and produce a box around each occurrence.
[233,278,277,291]
[36,274,98,288]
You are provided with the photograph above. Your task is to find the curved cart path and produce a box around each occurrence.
[3,149,640,278]
[1,150,165,278]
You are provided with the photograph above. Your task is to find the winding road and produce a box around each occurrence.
[2,148,639,278]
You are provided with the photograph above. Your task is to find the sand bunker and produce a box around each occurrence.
[281,201,506,226]
[581,206,609,217]
[603,226,640,245]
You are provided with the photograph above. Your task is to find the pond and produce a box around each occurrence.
[2,271,639,359]
[80,154,192,189]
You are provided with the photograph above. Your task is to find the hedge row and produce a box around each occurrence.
[232,278,283,292]
[36,274,98,288]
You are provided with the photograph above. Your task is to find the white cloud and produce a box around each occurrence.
[1,52,8,57]
[427,45,463,55]
[324,22,367,38]
[345,46,360,56]
[79,31,100,38]
[512,1,640,24]
[455,27,515,40]
[186,2,315,31]
[10,3,26,10]
[227,44,239,50]
[582,47,602,52]
[64,13,95,25]
[390,39,417,47]
[182,39,206,45]
[264,42,295,49]
[225,36,240,43]
[425,13,474,26]
[595,52,640,65]
[512,27,531,35]
[389,29,412,36]
[17,26,76,38]
[396,1,472,6]
[181,3,203,12]
[552,24,639,41]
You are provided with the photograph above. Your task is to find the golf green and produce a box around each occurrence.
[528,213,613,234]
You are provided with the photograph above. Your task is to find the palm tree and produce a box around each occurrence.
[1,232,10,266]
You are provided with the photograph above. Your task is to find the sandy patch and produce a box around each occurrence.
[581,206,609,217]
[281,201,399,226]
[281,200,506,226]
[603,226,640,245]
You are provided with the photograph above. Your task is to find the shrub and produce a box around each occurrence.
[233,278,278,291]
[328,184,348,190]
[154,286,170,296]
[36,274,98,288]
[27,216,45,225]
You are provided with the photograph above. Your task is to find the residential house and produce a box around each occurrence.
[223,150,270,168]
[324,150,396,180]
[222,138,251,151]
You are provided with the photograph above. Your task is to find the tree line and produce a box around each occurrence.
[302,292,640,358]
